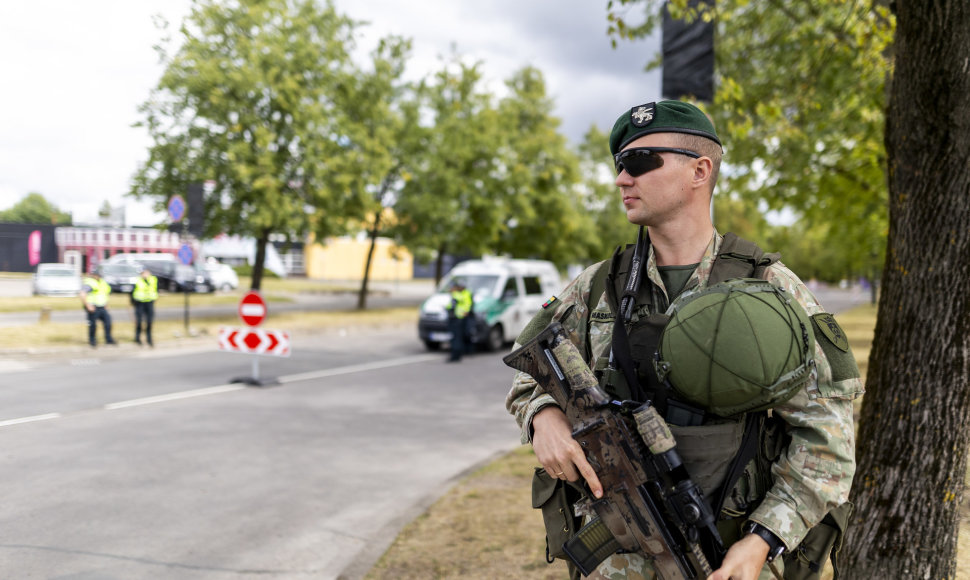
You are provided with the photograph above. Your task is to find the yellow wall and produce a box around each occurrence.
[304,234,413,281]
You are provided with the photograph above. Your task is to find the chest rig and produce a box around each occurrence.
[589,230,780,419]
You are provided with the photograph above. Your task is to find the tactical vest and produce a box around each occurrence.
[584,233,781,526]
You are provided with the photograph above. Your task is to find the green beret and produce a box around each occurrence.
[609,100,721,156]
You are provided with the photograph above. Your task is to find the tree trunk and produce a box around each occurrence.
[251,230,269,292]
[434,243,447,287]
[844,3,970,577]
[357,210,382,311]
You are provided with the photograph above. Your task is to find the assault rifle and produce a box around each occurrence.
[504,321,724,579]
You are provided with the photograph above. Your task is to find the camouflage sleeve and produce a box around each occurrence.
[749,262,865,548]
[504,261,604,444]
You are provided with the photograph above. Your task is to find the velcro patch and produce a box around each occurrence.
[541,296,559,309]
[812,313,849,352]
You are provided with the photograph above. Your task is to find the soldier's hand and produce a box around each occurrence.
[531,406,603,498]
[707,533,772,580]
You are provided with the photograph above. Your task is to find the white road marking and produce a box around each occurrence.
[0,413,62,427]
[278,354,441,384]
[0,353,442,428]
[104,385,245,410]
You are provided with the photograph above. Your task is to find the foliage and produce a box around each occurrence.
[574,125,637,259]
[0,193,72,225]
[131,0,364,289]
[389,57,505,280]
[606,0,894,281]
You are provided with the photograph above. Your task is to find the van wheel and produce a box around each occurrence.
[484,325,505,352]
[423,340,442,352]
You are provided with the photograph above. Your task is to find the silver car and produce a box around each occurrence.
[32,263,82,296]
[97,263,142,294]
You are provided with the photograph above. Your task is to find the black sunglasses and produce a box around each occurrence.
[613,147,701,177]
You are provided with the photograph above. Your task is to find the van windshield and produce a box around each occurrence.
[438,275,499,297]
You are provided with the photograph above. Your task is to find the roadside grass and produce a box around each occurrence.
[0,276,413,350]
[364,304,970,580]
[0,306,419,350]
[0,275,361,313]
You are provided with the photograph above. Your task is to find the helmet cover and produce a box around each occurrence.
[656,278,815,417]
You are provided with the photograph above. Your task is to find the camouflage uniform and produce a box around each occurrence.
[506,231,863,579]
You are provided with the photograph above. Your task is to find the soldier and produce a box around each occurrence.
[506,101,863,580]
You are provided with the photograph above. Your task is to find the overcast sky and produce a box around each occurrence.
[0,0,660,227]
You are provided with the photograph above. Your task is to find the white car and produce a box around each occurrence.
[32,263,82,296]
[205,263,239,291]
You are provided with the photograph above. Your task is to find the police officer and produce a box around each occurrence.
[131,267,158,347]
[445,279,473,362]
[506,101,863,580]
[80,268,116,348]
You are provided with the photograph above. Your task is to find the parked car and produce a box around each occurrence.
[32,263,82,296]
[204,262,239,291]
[96,262,141,294]
[147,262,212,293]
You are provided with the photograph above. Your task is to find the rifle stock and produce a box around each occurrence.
[505,322,723,579]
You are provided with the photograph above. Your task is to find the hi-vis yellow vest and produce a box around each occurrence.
[83,277,111,307]
[133,276,158,303]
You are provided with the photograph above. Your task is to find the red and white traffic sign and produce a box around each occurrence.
[238,291,266,326]
[218,327,290,357]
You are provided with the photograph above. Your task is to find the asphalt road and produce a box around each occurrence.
[0,325,520,579]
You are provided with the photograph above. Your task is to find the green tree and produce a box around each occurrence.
[132,0,363,290]
[606,0,891,283]
[390,57,505,283]
[492,67,599,268]
[0,193,72,224]
[574,126,633,261]
[334,35,418,310]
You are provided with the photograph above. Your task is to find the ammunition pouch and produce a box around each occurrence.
[783,502,853,580]
[532,467,585,562]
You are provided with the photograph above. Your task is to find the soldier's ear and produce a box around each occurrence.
[692,156,713,189]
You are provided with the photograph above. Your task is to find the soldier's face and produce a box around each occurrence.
[615,134,696,227]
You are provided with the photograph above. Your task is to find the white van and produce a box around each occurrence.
[418,258,563,352]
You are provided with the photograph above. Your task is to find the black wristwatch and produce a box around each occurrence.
[743,521,786,562]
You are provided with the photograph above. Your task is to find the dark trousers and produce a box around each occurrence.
[134,301,155,344]
[448,316,468,361]
[87,306,114,346]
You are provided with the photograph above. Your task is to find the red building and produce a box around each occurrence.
[55,227,189,272]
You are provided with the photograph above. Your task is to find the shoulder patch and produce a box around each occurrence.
[542,296,559,309]
[812,313,849,352]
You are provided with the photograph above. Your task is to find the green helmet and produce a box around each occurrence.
[655,278,815,417]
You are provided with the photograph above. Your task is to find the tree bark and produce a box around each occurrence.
[844,2,970,577]
[251,229,269,292]
[357,210,382,311]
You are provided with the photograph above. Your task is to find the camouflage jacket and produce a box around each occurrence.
[505,231,863,554]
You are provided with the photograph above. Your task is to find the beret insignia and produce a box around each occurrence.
[631,103,656,128]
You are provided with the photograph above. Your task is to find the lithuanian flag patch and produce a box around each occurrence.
[542,296,559,309]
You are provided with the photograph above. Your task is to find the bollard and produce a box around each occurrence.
[39,307,51,323]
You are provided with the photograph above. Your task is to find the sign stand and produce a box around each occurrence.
[228,291,280,387]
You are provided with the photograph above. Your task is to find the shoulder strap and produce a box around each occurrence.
[709,232,781,284]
